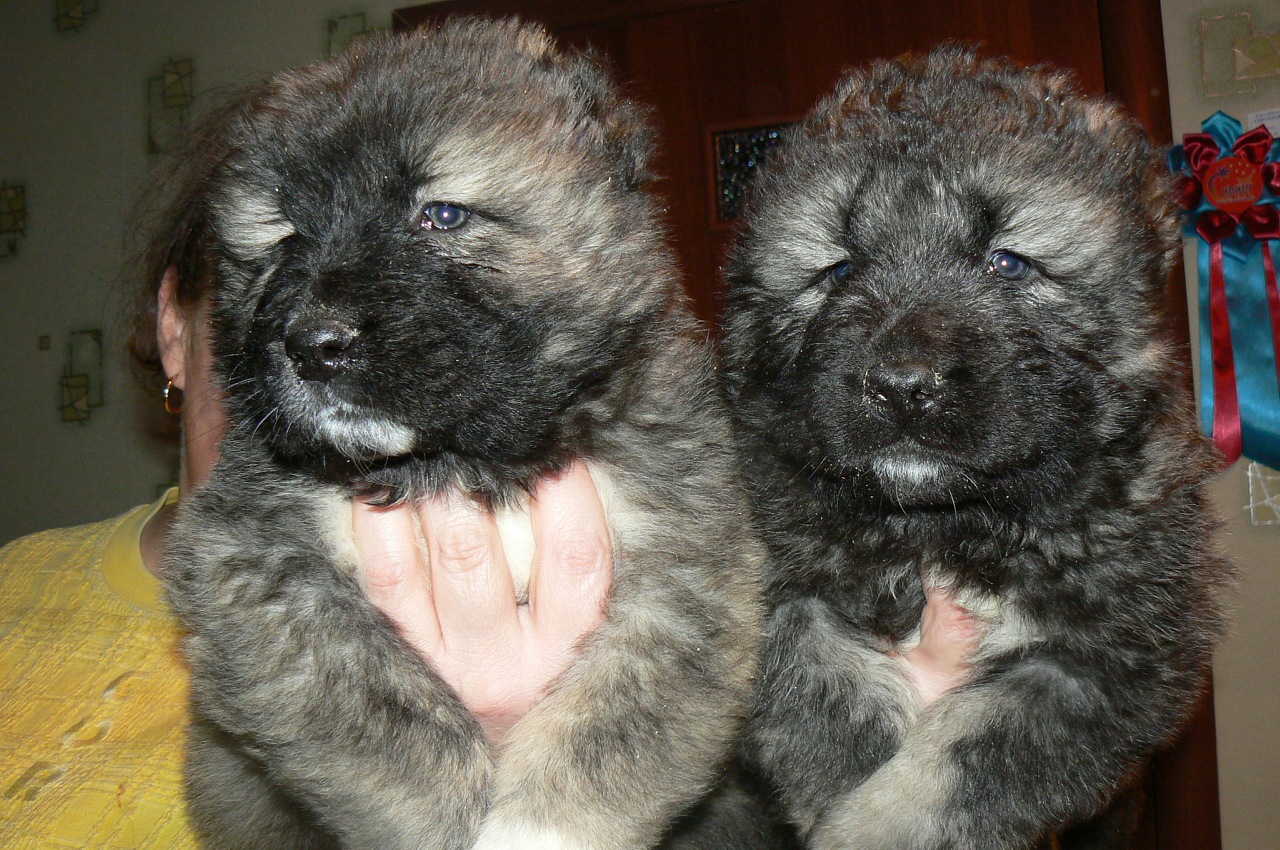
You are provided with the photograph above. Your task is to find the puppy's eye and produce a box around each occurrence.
[421,202,470,231]
[987,249,1031,281]
[822,260,853,287]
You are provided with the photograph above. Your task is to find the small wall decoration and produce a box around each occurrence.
[1170,112,1280,467]
[0,183,25,258]
[1199,10,1280,97]
[60,329,104,422]
[54,0,99,33]
[1236,23,1280,81]
[328,13,377,56]
[711,123,792,223]
[147,57,195,155]
[1246,462,1280,524]
[60,374,91,422]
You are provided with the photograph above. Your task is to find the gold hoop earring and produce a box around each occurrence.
[163,379,184,415]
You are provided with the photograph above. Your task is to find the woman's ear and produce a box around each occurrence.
[157,266,189,388]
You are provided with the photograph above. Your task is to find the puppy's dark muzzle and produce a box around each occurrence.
[285,318,358,383]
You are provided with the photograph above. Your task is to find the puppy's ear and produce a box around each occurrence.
[561,52,657,191]
[1079,98,1183,286]
[210,176,296,263]
[506,20,654,190]
[806,70,871,138]
[1095,104,1183,286]
[1139,152,1183,286]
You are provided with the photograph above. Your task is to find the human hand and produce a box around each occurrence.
[892,581,985,706]
[353,462,613,743]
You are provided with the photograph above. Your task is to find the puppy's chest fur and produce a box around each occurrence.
[805,514,1050,658]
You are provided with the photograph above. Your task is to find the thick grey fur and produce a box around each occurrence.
[721,48,1234,850]
[164,20,763,850]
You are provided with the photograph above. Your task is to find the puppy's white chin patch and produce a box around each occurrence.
[315,414,416,459]
[871,456,945,487]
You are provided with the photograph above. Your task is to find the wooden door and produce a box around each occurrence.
[394,3,1219,848]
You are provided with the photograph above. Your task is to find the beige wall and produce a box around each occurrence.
[0,2,415,545]
[1160,3,1280,850]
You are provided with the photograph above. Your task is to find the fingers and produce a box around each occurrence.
[893,583,987,706]
[354,472,612,742]
[527,462,613,642]
[419,491,521,658]
[917,583,983,662]
[352,499,441,657]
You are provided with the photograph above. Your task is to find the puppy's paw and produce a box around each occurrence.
[813,790,945,850]
[471,818,594,850]
[809,742,954,850]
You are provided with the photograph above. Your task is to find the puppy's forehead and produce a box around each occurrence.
[419,118,584,205]
[216,96,582,244]
[802,132,1119,264]
[988,175,1117,273]
[253,62,597,185]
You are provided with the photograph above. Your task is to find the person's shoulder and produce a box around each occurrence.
[0,500,158,575]
[1,513,126,561]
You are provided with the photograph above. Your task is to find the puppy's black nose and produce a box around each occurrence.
[862,362,941,419]
[285,318,357,382]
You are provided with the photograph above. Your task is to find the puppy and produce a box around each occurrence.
[721,47,1233,850]
[164,20,761,850]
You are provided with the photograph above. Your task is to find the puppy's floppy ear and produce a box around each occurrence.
[1122,127,1183,287]
[506,19,654,190]
[805,69,871,138]
[561,51,657,191]
[1078,97,1183,286]
[211,177,296,263]
[1147,167,1183,283]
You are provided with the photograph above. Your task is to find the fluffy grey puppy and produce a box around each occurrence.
[164,20,762,850]
[721,48,1233,850]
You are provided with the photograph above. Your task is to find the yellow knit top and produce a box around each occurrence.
[0,491,197,849]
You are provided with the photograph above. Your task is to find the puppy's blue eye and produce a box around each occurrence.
[825,260,853,286]
[421,202,470,231]
[987,250,1031,280]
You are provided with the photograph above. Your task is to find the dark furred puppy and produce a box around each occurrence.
[164,20,761,850]
[721,48,1233,850]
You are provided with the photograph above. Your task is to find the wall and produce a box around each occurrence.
[1160,4,1280,850]
[0,2,421,545]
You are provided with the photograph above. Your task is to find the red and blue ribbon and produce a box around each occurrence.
[1170,112,1280,468]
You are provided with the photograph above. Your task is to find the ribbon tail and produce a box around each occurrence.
[1266,243,1280,396]
[1210,240,1244,466]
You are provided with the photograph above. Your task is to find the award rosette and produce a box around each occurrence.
[1170,112,1280,467]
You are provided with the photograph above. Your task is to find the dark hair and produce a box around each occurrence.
[123,91,250,390]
